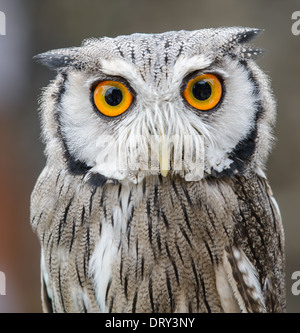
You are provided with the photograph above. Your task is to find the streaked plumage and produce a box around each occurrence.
[31,27,285,312]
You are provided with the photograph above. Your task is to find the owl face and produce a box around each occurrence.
[36,27,276,184]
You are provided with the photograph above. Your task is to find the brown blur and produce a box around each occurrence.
[0,0,299,312]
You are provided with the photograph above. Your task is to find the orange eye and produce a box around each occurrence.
[183,74,222,111]
[93,80,133,117]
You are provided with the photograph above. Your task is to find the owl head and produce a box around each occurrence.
[35,27,276,184]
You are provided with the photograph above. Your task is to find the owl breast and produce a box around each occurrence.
[31,163,284,313]
[32,166,232,312]
[89,174,236,313]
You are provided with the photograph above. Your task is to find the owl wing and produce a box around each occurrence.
[220,244,285,313]
[217,176,285,313]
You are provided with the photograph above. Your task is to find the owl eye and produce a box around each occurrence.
[183,74,222,111]
[93,80,133,117]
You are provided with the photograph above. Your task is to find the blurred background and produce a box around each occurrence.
[0,0,299,312]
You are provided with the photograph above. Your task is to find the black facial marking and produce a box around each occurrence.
[88,173,119,188]
[52,72,68,105]
[65,150,92,175]
[239,59,264,121]
[228,126,257,169]
[210,57,266,178]
[52,73,92,176]
[211,125,258,178]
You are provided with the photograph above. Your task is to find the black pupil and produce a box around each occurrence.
[192,81,212,101]
[105,87,123,106]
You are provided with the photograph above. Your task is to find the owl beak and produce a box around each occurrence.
[159,133,169,177]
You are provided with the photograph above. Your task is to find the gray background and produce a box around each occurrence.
[0,0,299,312]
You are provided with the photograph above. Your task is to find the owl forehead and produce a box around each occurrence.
[84,31,208,85]
[80,28,260,87]
[104,31,204,64]
[86,28,240,61]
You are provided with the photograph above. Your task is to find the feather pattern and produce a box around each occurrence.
[31,168,285,312]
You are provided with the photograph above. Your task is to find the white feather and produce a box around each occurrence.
[172,54,213,84]
[89,221,118,312]
[215,264,240,313]
[89,185,135,311]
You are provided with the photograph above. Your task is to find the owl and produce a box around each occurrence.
[31,27,285,313]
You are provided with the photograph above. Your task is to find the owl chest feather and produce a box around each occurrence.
[31,167,285,312]
[89,175,238,312]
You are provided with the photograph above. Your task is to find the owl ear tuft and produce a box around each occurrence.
[236,28,264,59]
[33,47,82,71]
[234,28,262,44]
[220,28,264,60]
